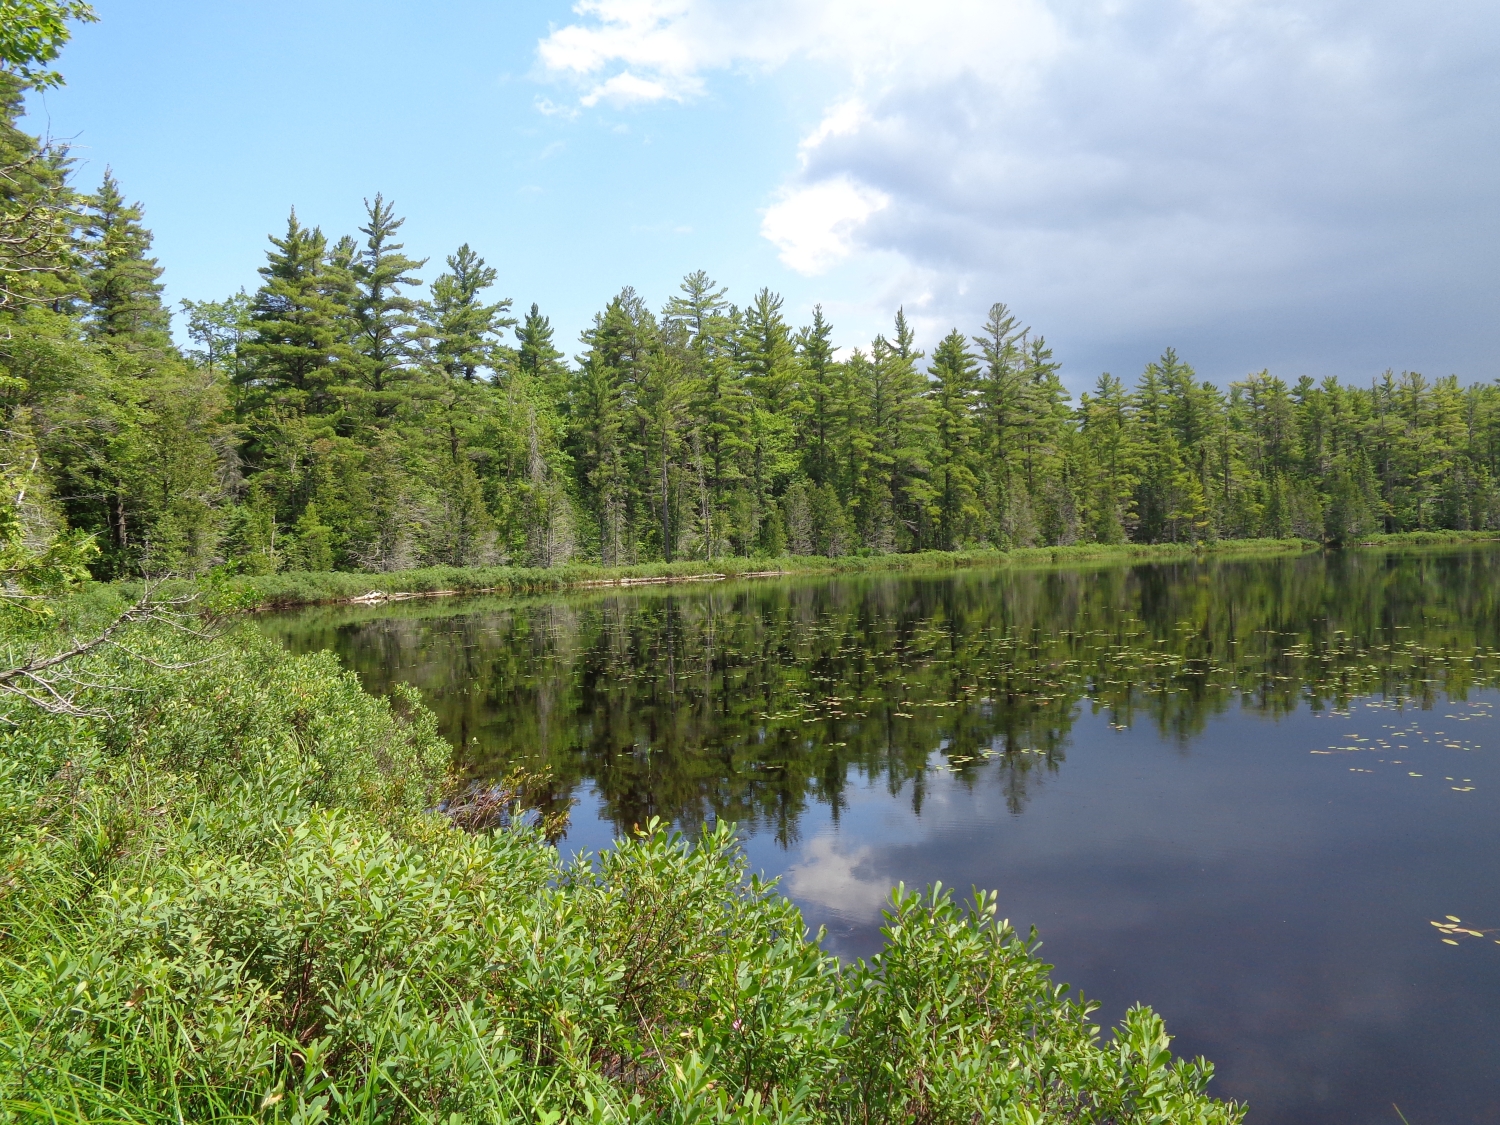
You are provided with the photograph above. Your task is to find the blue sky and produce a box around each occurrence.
[22,0,1500,391]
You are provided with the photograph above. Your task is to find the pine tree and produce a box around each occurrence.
[870,309,933,550]
[665,271,745,557]
[240,210,347,413]
[349,194,425,418]
[0,72,75,311]
[572,292,652,563]
[425,244,513,382]
[740,288,801,521]
[928,328,981,549]
[79,170,172,350]
[974,302,1029,546]
[515,302,568,401]
[1018,336,1075,543]
[798,305,838,488]
[1076,373,1135,543]
[638,341,695,560]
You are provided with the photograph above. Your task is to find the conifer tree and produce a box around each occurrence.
[0,73,74,311]
[640,340,696,560]
[79,170,172,350]
[1077,373,1135,543]
[974,302,1029,545]
[240,210,346,413]
[572,292,651,563]
[870,309,933,550]
[741,288,801,530]
[349,194,425,417]
[928,328,981,549]
[665,271,745,555]
[425,244,513,382]
[515,302,567,398]
[798,305,838,488]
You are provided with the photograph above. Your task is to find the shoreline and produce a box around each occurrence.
[115,531,1500,612]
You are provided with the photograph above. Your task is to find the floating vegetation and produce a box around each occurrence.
[1430,916,1500,946]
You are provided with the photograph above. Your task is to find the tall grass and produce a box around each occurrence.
[0,593,1243,1123]
[124,538,1321,612]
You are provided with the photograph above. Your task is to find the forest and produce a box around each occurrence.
[5,65,1500,583]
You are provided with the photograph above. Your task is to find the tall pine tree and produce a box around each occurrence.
[79,170,172,350]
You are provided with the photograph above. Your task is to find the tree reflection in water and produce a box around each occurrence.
[267,547,1500,845]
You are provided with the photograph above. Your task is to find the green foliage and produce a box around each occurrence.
[77,170,172,350]
[0,73,75,312]
[0,600,1241,1123]
[0,431,94,615]
[0,0,94,89]
[426,244,514,382]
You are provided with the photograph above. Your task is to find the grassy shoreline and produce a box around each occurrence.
[1348,529,1500,547]
[132,537,1324,612]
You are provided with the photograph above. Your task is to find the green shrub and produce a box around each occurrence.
[0,606,1242,1124]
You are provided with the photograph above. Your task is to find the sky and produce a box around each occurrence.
[21,0,1500,392]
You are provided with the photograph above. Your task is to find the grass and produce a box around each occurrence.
[1349,529,1500,547]
[123,538,1322,612]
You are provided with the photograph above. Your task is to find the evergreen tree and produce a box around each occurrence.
[79,170,172,350]
[798,305,838,488]
[240,210,347,413]
[425,243,513,382]
[869,310,933,550]
[1076,373,1135,543]
[665,271,746,557]
[0,72,75,311]
[515,302,567,400]
[349,194,425,417]
[974,302,1029,545]
[740,288,801,524]
[928,328,981,550]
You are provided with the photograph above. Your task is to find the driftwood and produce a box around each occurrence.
[335,568,800,607]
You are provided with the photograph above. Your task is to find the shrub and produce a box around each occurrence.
[0,605,1242,1124]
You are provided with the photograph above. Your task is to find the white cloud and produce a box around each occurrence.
[761,176,890,274]
[537,0,1061,105]
[538,0,1500,382]
[783,834,895,922]
[579,70,684,106]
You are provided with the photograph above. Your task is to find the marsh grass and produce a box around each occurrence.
[122,538,1319,613]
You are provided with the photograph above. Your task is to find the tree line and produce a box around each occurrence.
[4,78,1500,579]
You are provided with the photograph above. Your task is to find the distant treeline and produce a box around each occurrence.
[3,78,1498,580]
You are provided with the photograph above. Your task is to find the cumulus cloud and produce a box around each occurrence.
[783,834,895,923]
[762,175,891,274]
[538,0,1500,381]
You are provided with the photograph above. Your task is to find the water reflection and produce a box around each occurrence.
[267,547,1500,843]
[267,547,1500,1124]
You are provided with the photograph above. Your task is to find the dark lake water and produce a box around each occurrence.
[265,547,1500,1125]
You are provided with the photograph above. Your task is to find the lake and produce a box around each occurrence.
[265,546,1500,1125]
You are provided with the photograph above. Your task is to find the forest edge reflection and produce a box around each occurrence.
[264,546,1500,848]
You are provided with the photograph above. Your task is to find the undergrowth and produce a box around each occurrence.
[0,592,1244,1123]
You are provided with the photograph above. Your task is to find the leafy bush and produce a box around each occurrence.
[0,602,1242,1123]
